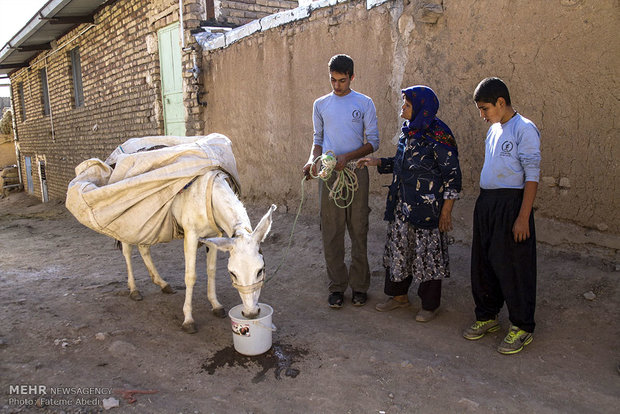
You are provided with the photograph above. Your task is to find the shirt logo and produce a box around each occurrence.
[352,110,362,122]
[501,141,513,156]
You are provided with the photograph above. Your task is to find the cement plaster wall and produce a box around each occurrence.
[201,0,619,256]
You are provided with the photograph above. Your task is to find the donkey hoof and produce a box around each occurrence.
[129,290,143,301]
[182,322,197,334]
[161,284,176,294]
[212,307,226,318]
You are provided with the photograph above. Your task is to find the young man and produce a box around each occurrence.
[463,77,541,354]
[302,54,379,308]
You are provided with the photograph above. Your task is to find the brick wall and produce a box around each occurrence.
[8,0,293,202]
[8,0,206,201]
[217,0,299,26]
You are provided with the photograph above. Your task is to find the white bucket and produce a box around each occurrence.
[228,303,276,356]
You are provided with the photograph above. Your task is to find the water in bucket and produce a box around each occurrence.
[228,303,276,356]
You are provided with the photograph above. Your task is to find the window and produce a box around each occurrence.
[40,68,50,116]
[18,83,26,121]
[203,0,215,20]
[70,47,84,107]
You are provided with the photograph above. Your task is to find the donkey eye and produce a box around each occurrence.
[257,268,265,279]
[229,272,238,282]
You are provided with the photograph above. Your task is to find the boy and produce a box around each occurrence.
[302,54,379,308]
[463,77,541,355]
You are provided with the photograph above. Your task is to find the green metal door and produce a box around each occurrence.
[158,23,185,136]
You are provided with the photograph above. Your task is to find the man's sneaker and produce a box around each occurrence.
[462,318,500,340]
[351,291,367,306]
[497,325,533,355]
[328,292,344,309]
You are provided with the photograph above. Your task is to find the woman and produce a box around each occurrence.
[358,85,462,322]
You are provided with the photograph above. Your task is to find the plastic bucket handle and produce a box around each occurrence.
[256,321,277,332]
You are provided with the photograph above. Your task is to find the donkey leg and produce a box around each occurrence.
[137,245,175,294]
[181,232,199,333]
[206,246,225,318]
[121,242,143,301]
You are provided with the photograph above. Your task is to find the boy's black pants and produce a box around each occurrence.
[471,188,537,333]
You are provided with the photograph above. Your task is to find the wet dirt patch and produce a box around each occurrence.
[201,342,309,383]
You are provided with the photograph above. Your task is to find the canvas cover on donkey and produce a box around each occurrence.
[66,134,241,245]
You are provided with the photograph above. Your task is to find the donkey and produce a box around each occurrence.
[119,169,276,333]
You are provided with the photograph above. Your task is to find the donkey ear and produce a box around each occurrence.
[252,204,277,243]
[200,237,234,252]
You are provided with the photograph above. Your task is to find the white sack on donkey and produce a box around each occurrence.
[65,133,276,333]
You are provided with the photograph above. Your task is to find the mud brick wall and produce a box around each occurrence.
[201,0,620,251]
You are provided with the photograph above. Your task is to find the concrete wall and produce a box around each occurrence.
[201,0,619,256]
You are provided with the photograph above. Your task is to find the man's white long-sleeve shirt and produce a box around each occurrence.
[312,90,380,156]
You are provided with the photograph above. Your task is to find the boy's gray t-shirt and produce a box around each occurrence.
[312,90,379,156]
[480,113,541,189]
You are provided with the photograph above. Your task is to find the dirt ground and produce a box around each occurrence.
[0,191,618,414]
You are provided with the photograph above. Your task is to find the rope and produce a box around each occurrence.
[265,152,359,283]
[233,279,264,294]
[265,176,307,284]
[308,151,359,209]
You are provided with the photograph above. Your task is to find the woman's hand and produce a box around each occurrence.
[356,157,380,168]
[439,211,453,232]
[438,199,455,232]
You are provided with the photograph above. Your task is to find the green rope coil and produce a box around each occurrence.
[309,150,359,209]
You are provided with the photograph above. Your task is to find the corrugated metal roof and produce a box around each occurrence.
[0,0,112,76]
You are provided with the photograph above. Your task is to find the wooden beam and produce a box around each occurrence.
[17,44,52,52]
[0,63,29,69]
[41,16,94,25]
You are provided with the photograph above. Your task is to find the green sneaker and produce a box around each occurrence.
[497,326,533,355]
[462,318,500,340]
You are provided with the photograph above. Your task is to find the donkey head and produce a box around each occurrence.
[203,204,276,318]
